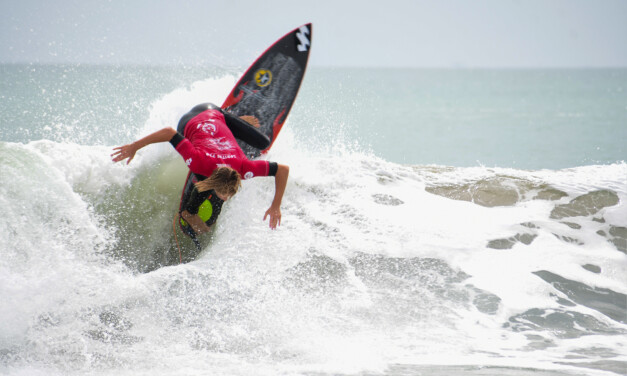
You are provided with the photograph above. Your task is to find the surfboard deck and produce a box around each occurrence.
[223,23,312,158]
[176,23,312,245]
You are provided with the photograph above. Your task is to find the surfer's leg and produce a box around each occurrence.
[223,112,271,149]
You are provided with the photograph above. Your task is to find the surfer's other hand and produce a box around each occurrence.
[264,205,282,229]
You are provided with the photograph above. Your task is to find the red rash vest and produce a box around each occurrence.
[173,109,270,179]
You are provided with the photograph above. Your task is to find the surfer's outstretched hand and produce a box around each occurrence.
[111,128,177,165]
[111,143,139,164]
[264,205,282,229]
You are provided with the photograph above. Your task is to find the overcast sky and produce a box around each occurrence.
[1,0,626,68]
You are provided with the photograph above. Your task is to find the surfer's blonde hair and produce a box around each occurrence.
[195,167,241,199]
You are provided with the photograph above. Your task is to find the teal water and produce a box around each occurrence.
[295,67,626,168]
[1,65,625,168]
[0,64,233,144]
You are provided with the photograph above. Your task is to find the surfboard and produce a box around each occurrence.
[176,23,312,246]
[223,23,312,158]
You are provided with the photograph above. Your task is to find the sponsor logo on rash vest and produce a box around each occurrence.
[197,121,216,135]
[205,153,237,160]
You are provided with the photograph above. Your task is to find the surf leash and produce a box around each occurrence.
[172,213,183,264]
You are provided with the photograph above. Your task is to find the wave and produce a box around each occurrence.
[1,76,626,375]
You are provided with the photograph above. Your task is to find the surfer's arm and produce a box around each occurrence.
[264,164,289,229]
[180,210,213,234]
[112,127,177,164]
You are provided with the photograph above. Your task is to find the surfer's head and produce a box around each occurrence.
[195,167,241,201]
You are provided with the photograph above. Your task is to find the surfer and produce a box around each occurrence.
[111,103,289,232]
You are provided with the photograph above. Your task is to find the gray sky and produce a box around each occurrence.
[1,0,626,68]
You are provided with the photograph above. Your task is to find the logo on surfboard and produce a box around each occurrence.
[254,69,272,87]
[296,25,310,52]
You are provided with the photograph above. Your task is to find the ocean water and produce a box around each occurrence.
[1,64,626,376]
